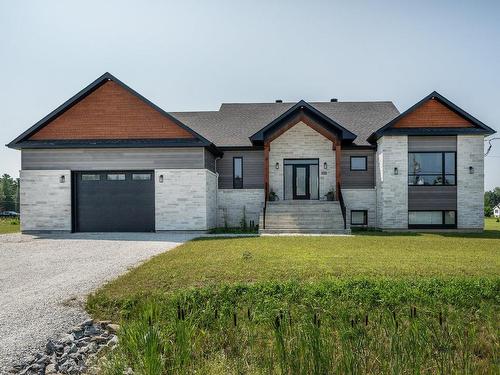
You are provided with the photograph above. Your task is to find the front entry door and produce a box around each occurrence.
[293,165,310,200]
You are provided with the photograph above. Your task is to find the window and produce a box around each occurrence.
[132,173,151,181]
[350,156,367,171]
[107,174,126,181]
[351,210,368,225]
[81,174,100,181]
[408,211,456,227]
[233,157,243,189]
[408,152,456,186]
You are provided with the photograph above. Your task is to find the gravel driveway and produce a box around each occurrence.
[0,232,196,372]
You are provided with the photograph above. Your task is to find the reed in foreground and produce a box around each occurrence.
[92,278,499,374]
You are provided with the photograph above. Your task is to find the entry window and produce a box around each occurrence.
[132,173,151,181]
[350,156,367,171]
[107,173,126,181]
[408,152,456,186]
[81,174,100,181]
[408,211,456,227]
[233,157,243,189]
[351,210,368,225]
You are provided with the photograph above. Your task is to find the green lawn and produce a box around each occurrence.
[0,217,20,234]
[96,219,500,300]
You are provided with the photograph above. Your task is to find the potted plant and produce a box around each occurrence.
[268,191,278,201]
[325,190,335,201]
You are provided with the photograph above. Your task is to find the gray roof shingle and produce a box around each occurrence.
[169,101,400,147]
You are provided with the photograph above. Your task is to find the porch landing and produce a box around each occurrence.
[259,200,350,234]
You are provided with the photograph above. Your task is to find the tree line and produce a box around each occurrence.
[0,174,19,212]
[484,187,500,217]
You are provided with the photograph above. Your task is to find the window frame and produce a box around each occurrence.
[233,157,243,189]
[350,210,368,226]
[408,151,456,186]
[350,156,368,171]
[408,210,457,229]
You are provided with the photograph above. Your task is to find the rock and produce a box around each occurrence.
[82,319,94,326]
[72,329,85,340]
[36,354,50,364]
[107,335,119,347]
[45,363,57,374]
[61,334,73,345]
[90,335,108,344]
[98,320,111,327]
[106,323,121,334]
[84,325,99,336]
[46,340,57,355]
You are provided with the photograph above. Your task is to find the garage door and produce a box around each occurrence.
[74,171,155,232]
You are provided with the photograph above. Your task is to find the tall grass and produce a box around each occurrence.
[90,278,499,374]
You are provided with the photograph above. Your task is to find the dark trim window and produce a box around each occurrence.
[408,152,456,186]
[408,210,456,228]
[81,174,100,181]
[351,210,368,225]
[350,156,367,171]
[233,157,243,189]
[107,173,126,181]
[132,173,151,181]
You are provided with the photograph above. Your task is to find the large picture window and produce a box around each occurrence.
[408,210,456,228]
[233,157,243,189]
[408,152,456,186]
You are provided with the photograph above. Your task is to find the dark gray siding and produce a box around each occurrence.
[408,136,457,211]
[341,149,375,189]
[408,186,457,210]
[216,150,264,189]
[204,149,216,172]
[408,136,457,151]
[22,148,205,170]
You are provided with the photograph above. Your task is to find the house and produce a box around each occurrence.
[494,204,500,218]
[7,73,495,233]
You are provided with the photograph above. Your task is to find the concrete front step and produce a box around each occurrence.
[260,228,351,235]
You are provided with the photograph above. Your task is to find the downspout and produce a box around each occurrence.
[215,156,222,227]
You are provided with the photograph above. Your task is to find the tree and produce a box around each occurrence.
[484,187,500,217]
[0,174,18,212]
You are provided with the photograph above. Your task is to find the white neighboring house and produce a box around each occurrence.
[494,204,500,218]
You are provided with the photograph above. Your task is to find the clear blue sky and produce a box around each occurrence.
[1,0,499,189]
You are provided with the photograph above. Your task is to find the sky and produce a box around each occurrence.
[1,0,499,189]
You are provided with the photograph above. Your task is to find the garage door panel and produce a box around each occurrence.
[75,171,154,232]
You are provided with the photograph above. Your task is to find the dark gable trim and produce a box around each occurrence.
[368,91,496,143]
[249,100,357,144]
[13,139,223,156]
[6,72,222,155]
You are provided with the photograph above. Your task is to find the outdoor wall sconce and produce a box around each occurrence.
[159,174,164,183]
[275,162,279,169]
[394,167,399,175]
[469,166,474,174]
[324,162,328,170]
[59,175,65,183]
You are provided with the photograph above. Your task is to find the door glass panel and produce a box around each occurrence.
[296,167,306,196]
[309,165,319,199]
[284,165,293,200]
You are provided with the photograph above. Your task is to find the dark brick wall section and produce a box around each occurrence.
[30,81,195,140]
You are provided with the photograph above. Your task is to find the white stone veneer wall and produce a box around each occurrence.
[217,189,265,228]
[457,135,484,229]
[20,170,72,232]
[155,169,217,230]
[342,188,377,228]
[269,122,335,200]
[375,136,408,229]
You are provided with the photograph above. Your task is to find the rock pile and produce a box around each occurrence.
[10,320,119,374]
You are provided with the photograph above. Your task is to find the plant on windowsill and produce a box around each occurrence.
[325,190,335,201]
[268,191,278,201]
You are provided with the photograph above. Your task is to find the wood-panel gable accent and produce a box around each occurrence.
[393,99,473,128]
[265,111,339,144]
[29,81,195,140]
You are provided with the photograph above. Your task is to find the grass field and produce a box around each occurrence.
[0,217,20,234]
[88,219,500,374]
[93,219,500,301]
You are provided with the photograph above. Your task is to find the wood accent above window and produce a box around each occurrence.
[393,99,473,128]
[29,81,195,140]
